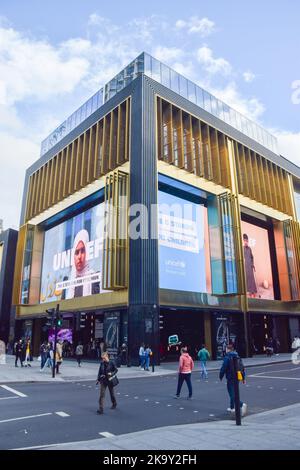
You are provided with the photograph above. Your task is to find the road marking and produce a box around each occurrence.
[144,399,149,402]
[125,394,129,397]
[0,396,19,401]
[167,404,172,407]
[55,411,70,417]
[134,396,139,399]
[155,401,160,404]
[269,387,274,390]
[99,432,115,438]
[251,366,300,376]
[193,410,198,413]
[0,385,27,398]
[0,413,52,424]
[179,407,184,410]
[209,414,215,417]
[248,375,300,381]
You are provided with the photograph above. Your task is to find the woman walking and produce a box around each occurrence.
[96,352,118,415]
[174,347,194,399]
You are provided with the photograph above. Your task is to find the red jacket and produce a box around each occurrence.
[179,353,194,373]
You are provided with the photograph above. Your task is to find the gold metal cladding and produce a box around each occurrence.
[12,224,29,305]
[24,98,131,222]
[156,97,294,217]
[283,219,300,299]
[102,169,129,290]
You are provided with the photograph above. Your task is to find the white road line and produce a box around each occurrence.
[0,396,19,401]
[167,404,172,407]
[99,432,115,438]
[55,411,70,417]
[251,366,300,376]
[209,414,215,417]
[0,413,52,424]
[193,410,198,413]
[155,401,160,404]
[248,375,300,381]
[0,385,27,398]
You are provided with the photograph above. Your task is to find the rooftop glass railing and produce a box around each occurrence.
[41,52,278,156]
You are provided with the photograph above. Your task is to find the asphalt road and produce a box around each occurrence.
[0,362,299,449]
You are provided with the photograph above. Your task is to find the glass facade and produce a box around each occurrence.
[41,52,278,157]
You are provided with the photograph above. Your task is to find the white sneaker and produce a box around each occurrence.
[227,408,235,412]
[241,403,247,417]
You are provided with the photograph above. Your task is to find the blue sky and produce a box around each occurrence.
[0,0,299,228]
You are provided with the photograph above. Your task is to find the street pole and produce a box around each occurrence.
[152,314,155,373]
[52,304,59,379]
[232,356,241,425]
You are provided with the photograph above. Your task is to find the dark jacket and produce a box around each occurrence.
[97,359,118,385]
[219,351,245,381]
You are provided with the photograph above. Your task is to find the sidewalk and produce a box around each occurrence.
[44,403,300,450]
[0,353,292,384]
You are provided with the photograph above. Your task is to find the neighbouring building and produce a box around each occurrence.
[0,228,18,347]
[12,53,300,362]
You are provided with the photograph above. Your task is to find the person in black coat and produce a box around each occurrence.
[15,340,24,367]
[96,352,118,414]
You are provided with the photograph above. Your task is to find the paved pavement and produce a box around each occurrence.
[0,353,293,384]
[0,361,299,449]
[44,403,300,450]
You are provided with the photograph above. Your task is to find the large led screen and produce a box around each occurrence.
[241,221,274,300]
[40,203,105,303]
[158,190,210,293]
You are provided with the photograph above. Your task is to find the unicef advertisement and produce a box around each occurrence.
[158,191,208,293]
[40,202,105,303]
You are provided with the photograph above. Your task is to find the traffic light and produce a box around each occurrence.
[56,312,63,327]
[45,309,55,328]
[159,315,164,330]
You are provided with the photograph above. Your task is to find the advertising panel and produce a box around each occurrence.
[241,221,274,300]
[158,191,210,293]
[40,202,105,303]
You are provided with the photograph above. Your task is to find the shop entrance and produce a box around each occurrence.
[159,308,204,361]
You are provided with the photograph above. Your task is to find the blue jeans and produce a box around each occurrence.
[139,355,145,368]
[200,361,208,379]
[145,355,150,370]
[176,373,192,397]
[227,380,243,410]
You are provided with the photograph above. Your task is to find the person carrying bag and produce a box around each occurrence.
[96,351,118,414]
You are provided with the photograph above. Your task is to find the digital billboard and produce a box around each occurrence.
[241,221,274,300]
[158,191,210,293]
[40,202,105,303]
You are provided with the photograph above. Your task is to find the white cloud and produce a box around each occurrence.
[276,131,300,167]
[153,46,184,63]
[0,26,90,106]
[196,46,232,76]
[243,71,256,83]
[175,17,215,36]
[0,131,40,229]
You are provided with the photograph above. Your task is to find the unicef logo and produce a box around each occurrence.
[291,348,300,365]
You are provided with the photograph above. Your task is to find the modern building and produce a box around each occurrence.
[13,53,300,362]
[0,228,18,346]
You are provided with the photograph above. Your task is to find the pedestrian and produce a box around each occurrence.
[41,342,54,371]
[265,337,274,356]
[139,343,145,369]
[144,345,152,371]
[75,342,84,367]
[24,338,32,367]
[96,351,118,415]
[120,343,128,366]
[219,343,247,416]
[15,339,24,367]
[56,340,63,374]
[40,341,48,369]
[197,344,210,379]
[174,347,194,399]
[292,335,300,351]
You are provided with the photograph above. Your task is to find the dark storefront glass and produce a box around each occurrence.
[211,312,245,359]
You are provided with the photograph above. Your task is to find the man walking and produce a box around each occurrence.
[197,344,210,379]
[96,352,118,415]
[15,340,24,367]
[75,342,84,367]
[219,343,247,416]
[174,347,194,399]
